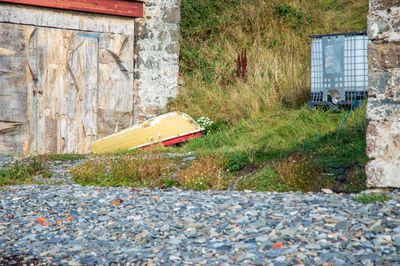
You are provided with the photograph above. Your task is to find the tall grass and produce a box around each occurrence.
[169,0,368,124]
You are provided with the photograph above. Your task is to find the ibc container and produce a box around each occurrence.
[308,31,368,109]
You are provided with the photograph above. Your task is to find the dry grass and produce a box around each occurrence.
[275,153,334,192]
[71,153,233,191]
[169,0,368,124]
[176,154,230,190]
[70,154,176,187]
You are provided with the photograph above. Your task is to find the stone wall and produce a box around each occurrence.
[366,0,400,187]
[134,0,181,122]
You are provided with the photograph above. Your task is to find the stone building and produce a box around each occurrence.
[367,0,400,187]
[0,0,181,154]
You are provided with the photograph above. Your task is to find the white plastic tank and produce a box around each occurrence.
[309,31,368,109]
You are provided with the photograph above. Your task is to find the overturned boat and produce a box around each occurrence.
[90,112,204,153]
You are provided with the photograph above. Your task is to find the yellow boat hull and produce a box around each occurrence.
[90,112,204,153]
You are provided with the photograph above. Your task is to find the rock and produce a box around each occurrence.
[335,221,350,231]
[266,250,281,258]
[324,218,340,224]
[321,189,333,194]
[1,180,400,264]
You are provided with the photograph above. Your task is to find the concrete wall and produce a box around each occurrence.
[134,0,181,122]
[366,0,400,187]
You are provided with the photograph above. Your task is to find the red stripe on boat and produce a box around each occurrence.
[141,132,203,150]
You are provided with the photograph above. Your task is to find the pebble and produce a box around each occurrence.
[1,156,400,264]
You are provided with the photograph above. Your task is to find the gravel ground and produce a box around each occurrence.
[1,156,400,265]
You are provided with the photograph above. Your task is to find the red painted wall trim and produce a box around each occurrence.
[0,0,143,18]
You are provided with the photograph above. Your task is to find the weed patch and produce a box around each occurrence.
[46,154,86,161]
[224,152,249,172]
[276,153,334,192]
[236,165,287,192]
[176,154,230,190]
[0,156,47,186]
[70,154,176,187]
[274,3,306,28]
[355,193,392,203]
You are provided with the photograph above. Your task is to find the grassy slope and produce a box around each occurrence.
[167,0,369,192]
[40,0,369,193]
[169,0,368,121]
[1,1,371,193]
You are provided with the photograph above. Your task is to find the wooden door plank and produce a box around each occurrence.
[98,33,134,138]
[26,26,38,153]
[0,23,29,154]
[0,23,27,123]
[36,27,72,154]
[66,31,99,153]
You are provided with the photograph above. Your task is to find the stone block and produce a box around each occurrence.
[370,0,400,11]
[366,159,400,188]
[367,0,400,188]
[368,7,400,41]
[367,98,400,121]
[366,120,400,159]
[145,1,157,7]
[369,69,400,100]
[166,42,179,54]
[169,27,180,41]
[368,11,391,40]
[387,68,400,100]
[162,7,180,24]
[368,71,390,98]
[369,42,400,71]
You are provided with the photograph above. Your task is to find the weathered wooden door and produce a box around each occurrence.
[1,23,134,154]
[29,28,99,154]
[98,33,135,139]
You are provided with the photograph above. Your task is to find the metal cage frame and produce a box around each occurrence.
[308,31,368,109]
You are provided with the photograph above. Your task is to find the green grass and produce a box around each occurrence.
[0,154,84,187]
[46,154,86,161]
[70,154,178,187]
[165,0,370,192]
[355,193,392,203]
[174,102,368,192]
[70,101,368,192]
[224,151,250,172]
[236,165,288,192]
[0,156,46,186]
[1,0,371,193]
